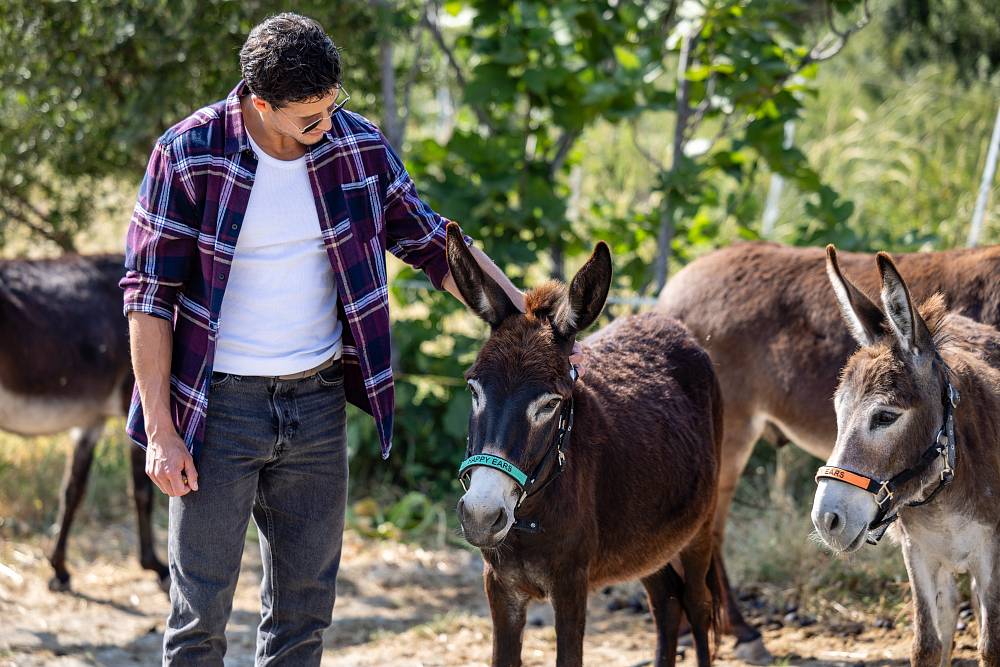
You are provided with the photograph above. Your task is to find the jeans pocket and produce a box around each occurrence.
[315,362,344,388]
[210,372,235,389]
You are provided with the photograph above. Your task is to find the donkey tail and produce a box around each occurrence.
[706,541,726,656]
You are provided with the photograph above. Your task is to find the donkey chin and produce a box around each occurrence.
[811,479,879,554]
[457,467,519,548]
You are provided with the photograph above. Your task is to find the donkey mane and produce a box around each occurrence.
[523,280,571,323]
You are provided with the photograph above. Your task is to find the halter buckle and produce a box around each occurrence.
[557,450,566,469]
[939,447,954,482]
[876,481,894,508]
[947,383,960,409]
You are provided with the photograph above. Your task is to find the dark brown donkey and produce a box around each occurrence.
[813,248,1000,666]
[0,255,167,591]
[446,224,723,667]
[657,241,1000,661]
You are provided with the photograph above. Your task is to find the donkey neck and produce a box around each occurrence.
[930,346,1000,523]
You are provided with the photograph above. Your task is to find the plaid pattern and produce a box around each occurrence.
[121,81,466,460]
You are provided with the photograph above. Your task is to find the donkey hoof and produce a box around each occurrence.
[48,573,71,593]
[734,637,773,665]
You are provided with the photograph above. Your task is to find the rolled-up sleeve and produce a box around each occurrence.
[120,137,200,321]
[381,136,472,289]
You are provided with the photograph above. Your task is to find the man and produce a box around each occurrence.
[121,12,552,666]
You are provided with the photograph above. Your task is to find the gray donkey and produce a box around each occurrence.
[813,246,1000,666]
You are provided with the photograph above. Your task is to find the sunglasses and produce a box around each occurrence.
[276,87,351,134]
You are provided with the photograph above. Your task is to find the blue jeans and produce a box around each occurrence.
[163,361,348,666]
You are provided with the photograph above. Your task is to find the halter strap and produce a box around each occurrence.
[459,454,528,486]
[815,466,880,494]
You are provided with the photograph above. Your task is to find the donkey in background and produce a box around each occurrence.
[658,241,1000,661]
[447,224,723,667]
[0,254,167,591]
[813,247,1000,666]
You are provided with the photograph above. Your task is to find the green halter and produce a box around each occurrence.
[458,454,528,487]
[457,365,578,508]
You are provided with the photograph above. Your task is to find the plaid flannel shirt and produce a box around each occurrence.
[121,81,467,460]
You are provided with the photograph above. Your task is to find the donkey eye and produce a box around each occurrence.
[545,398,561,411]
[467,382,479,397]
[870,411,900,430]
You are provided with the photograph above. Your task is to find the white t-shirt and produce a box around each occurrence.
[213,131,343,375]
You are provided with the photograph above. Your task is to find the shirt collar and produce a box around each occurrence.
[224,80,334,156]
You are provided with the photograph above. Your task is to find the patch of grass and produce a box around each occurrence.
[726,443,910,621]
[0,420,138,532]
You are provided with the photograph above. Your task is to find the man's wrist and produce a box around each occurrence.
[145,412,176,441]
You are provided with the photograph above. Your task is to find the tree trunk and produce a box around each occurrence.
[652,31,695,293]
[374,0,401,149]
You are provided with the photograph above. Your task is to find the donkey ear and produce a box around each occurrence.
[825,244,884,347]
[553,242,612,339]
[876,252,934,356]
[446,223,518,328]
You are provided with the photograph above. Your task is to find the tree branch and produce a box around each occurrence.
[548,130,579,177]
[424,5,495,132]
[805,0,872,64]
[630,118,666,171]
[0,198,76,252]
[686,73,717,139]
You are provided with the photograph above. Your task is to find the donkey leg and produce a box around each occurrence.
[973,550,1000,666]
[485,569,528,667]
[48,424,102,591]
[551,570,588,667]
[714,414,769,663]
[903,544,955,667]
[642,563,685,667]
[680,528,718,667]
[129,443,169,591]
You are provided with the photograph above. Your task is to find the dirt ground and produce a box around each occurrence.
[0,525,982,666]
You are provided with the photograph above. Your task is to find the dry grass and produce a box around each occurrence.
[725,444,911,622]
[0,423,136,533]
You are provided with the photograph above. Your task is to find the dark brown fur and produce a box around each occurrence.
[0,255,167,591]
[450,227,722,667]
[657,241,1000,649]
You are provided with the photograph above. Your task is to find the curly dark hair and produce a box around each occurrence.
[239,13,342,108]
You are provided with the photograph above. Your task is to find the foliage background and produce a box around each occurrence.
[1,0,999,606]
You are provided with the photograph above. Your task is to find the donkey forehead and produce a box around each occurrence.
[838,347,921,406]
[467,320,568,384]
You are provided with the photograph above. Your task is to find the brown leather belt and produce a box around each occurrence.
[273,356,341,381]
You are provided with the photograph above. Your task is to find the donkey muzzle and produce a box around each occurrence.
[457,467,517,547]
[812,479,876,553]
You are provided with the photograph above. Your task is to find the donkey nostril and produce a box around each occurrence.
[823,511,842,533]
[489,508,507,534]
[457,498,467,522]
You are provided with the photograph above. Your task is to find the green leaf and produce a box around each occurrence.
[614,45,640,70]
[685,65,713,82]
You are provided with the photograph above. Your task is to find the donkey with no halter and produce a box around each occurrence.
[813,247,1000,666]
[657,241,1000,660]
[0,255,167,591]
[446,224,723,667]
